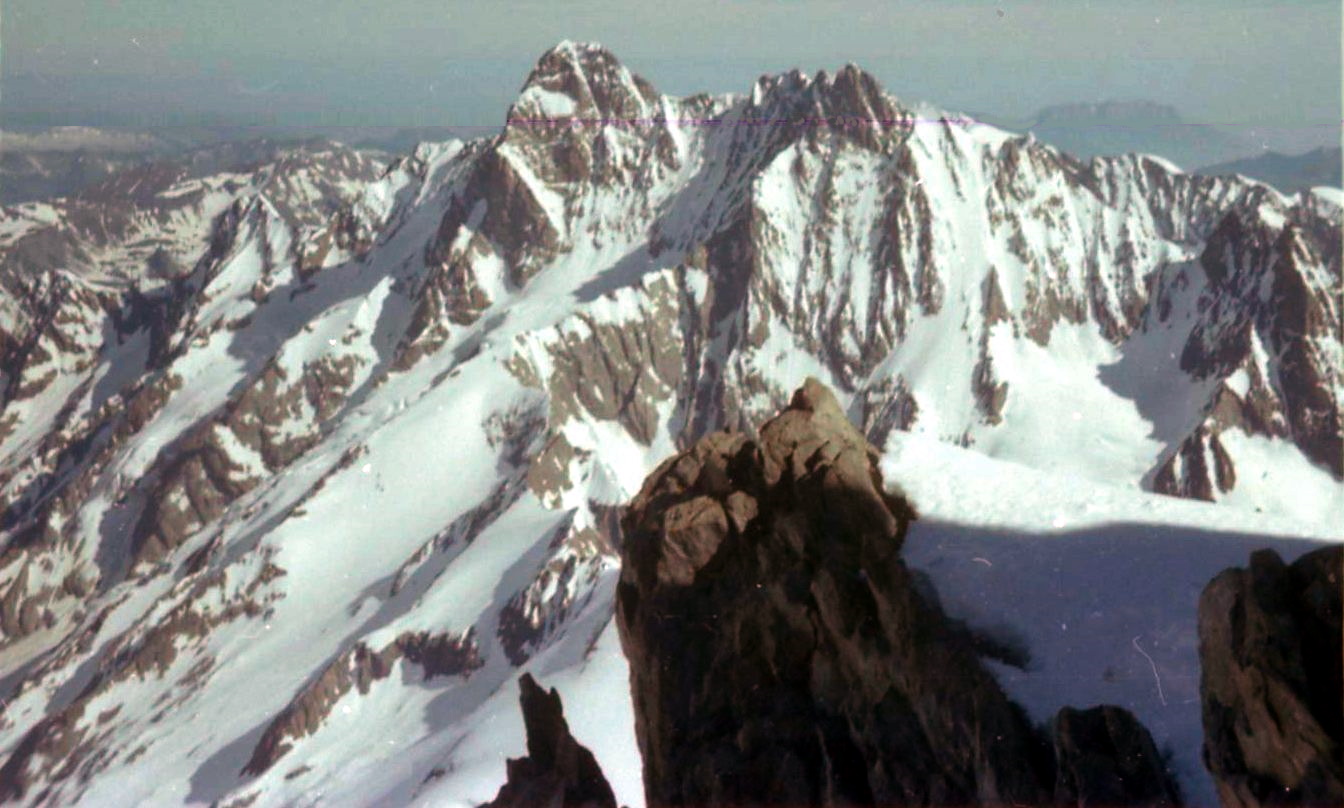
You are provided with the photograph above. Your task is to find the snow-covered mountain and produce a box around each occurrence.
[0,41,1339,806]
[0,130,391,208]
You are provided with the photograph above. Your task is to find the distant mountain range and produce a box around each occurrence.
[5,101,1337,207]
[995,100,1342,195]
[977,100,1339,178]
[1021,101,1250,167]
[0,126,468,205]
[1197,146,1342,194]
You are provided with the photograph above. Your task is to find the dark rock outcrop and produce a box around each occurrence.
[243,630,483,776]
[1198,545,1343,808]
[615,378,1177,807]
[481,674,617,808]
[1052,705,1181,806]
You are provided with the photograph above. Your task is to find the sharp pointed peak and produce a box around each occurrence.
[527,40,631,84]
[541,39,616,62]
[511,41,658,125]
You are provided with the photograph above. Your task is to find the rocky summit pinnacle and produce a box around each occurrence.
[614,379,1178,808]
[481,674,617,808]
[1198,546,1343,807]
[508,40,660,125]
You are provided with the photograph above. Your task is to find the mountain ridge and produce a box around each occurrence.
[1198,146,1343,196]
[0,41,1339,806]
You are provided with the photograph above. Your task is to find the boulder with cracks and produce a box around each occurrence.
[1198,545,1342,808]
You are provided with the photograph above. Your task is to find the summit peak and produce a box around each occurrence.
[509,41,659,124]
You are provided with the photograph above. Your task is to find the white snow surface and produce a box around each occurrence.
[883,433,1340,807]
[0,42,1339,808]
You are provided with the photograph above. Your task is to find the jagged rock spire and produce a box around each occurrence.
[481,674,618,808]
[615,379,1177,807]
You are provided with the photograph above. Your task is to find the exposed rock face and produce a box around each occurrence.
[1198,546,1343,808]
[1053,705,1181,806]
[1156,203,1344,499]
[242,629,483,777]
[481,674,617,808]
[0,140,383,286]
[616,378,1179,807]
[0,562,284,803]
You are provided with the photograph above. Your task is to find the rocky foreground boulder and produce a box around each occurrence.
[1052,705,1182,807]
[481,674,617,808]
[1198,545,1343,808]
[613,378,1179,807]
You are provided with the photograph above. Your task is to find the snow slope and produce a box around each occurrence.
[0,41,1339,806]
[884,432,1340,807]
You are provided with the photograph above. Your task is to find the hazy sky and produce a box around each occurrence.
[3,0,1340,147]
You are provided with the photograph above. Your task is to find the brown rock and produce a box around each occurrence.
[481,674,617,808]
[617,378,1068,807]
[615,378,1181,807]
[1152,427,1218,502]
[243,629,482,777]
[242,642,401,777]
[657,496,729,587]
[1052,705,1181,806]
[1198,546,1343,808]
